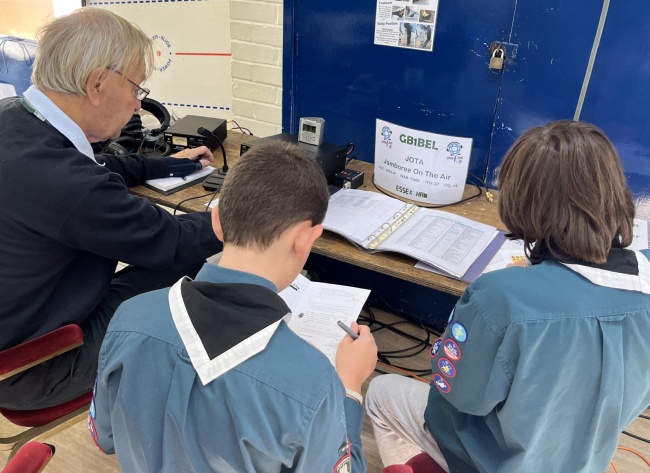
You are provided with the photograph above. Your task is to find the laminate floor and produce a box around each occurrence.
[1,309,648,472]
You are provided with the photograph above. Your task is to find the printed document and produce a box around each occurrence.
[322,189,497,278]
[279,274,370,365]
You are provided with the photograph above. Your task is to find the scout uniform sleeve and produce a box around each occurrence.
[429,284,512,415]
[294,379,367,472]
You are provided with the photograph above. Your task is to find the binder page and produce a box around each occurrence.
[380,209,497,278]
[279,274,370,365]
[322,189,411,247]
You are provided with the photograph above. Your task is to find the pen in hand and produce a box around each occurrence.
[337,320,359,340]
[337,320,390,365]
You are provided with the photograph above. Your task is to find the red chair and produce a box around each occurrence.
[2,442,55,473]
[0,325,92,459]
[382,452,447,473]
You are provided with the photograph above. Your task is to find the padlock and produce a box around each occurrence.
[489,47,505,70]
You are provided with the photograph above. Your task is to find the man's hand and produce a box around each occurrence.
[335,322,377,393]
[171,146,214,168]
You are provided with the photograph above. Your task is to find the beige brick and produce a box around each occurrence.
[230,21,252,42]
[250,24,283,47]
[251,102,282,123]
[231,61,253,81]
[232,79,277,104]
[231,1,280,24]
[231,41,279,65]
[231,98,253,117]
[239,119,282,138]
[251,64,282,87]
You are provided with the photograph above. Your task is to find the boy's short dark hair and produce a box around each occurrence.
[498,120,634,264]
[218,140,330,250]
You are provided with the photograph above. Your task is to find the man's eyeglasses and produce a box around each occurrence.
[111,69,150,101]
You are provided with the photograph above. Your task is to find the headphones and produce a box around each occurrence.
[99,97,172,156]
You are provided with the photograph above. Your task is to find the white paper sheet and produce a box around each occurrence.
[279,274,370,365]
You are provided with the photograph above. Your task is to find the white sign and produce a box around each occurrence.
[374,119,472,205]
[89,1,233,122]
[374,0,439,52]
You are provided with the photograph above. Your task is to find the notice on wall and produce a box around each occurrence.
[374,119,472,205]
[374,0,439,51]
[87,0,232,122]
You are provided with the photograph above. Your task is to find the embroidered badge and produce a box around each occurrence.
[89,376,98,419]
[447,308,455,324]
[443,339,461,361]
[334,453,352,473]
[438,357,456,378]
[430,338,442,358]
[88,416,97,440]
[433,373,451,393]
[451,322,467,343]
[88,415,106,453]
[338,438,350,456]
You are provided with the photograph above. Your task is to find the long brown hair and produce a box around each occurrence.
[498,120,634,264]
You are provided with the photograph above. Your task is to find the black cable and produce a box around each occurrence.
[622,430,650,444]
[230,120,253,135]
[173,192,213,215]
[346,155,357,165]
[346,143,355,156]
[370,173,483,208]
[205,188,220,210]
[363,279,443,337]
[359,305,434,374]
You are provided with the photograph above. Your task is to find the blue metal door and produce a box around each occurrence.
[282,0,518,181]
[284,1,650,205]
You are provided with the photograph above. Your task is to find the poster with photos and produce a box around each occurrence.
[374,0,439,51]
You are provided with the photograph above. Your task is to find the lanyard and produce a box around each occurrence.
[20,97,50,125]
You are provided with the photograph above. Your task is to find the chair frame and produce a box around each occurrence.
[0,325,90,459]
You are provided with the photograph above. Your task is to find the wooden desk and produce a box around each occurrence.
[130,132,504,297]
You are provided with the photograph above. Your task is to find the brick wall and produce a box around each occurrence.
[230,0,283,137]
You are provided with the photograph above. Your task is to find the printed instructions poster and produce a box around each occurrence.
[375,119,472,205]
[375,0,439,51]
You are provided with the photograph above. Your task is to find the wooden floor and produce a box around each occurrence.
[1,309,649,472]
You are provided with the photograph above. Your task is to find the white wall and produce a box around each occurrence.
[0,0,285,137]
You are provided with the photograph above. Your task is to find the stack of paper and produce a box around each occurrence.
[143,165,214,195]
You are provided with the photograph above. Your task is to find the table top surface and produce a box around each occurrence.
[130,132,505,297]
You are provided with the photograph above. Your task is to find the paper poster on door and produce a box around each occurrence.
[374,119,472,205]
[374,0,438,51]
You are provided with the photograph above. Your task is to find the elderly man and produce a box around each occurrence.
[0,7,221,410]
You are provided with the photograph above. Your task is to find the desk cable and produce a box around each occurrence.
[172,192,214,215]
[370,173,488,208]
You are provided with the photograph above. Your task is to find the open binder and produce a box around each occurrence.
[322,188,502,280]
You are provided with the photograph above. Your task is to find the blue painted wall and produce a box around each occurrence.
[283,0,517,181]
[487,3,602,186]
[283,1,650,327]
[285,1,650,205]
